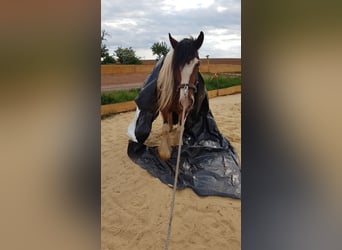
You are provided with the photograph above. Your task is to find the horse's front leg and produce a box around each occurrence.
[167,112,173,132]
[158,112,172,160]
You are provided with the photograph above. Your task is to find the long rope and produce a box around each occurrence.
[164,100,187,250]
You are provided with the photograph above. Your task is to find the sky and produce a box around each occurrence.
[101,0,240,60]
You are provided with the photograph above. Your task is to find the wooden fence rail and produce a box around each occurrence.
[101,63,241,75]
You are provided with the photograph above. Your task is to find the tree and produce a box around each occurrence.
[101,30,116,64]
[151,41,170,60]
[114,47,142,64]
[102,54,116,64]
[101,30,109,58]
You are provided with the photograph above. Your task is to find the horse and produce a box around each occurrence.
[157,31,204,160]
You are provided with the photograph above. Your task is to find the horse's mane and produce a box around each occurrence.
[157,50,174,112]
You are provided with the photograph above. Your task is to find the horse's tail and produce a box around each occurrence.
[157,50,174,112]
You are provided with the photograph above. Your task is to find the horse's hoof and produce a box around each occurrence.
[158,145,171,160]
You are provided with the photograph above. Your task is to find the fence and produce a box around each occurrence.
[101,58,241,75]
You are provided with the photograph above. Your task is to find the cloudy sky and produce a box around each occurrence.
[101,0,240,59]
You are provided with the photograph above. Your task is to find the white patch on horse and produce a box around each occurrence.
[127,107,140,142]
[179,58,199,102]
[180,58,199,84]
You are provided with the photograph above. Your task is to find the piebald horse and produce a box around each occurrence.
[157,31,204,160]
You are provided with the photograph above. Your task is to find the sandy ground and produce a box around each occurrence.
[101,94,241,250]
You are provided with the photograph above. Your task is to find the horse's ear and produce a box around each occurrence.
[169,33,178,49]
[194,31,204,50]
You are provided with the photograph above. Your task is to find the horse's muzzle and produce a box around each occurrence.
[178,83,196,115]
[180,95,194,113]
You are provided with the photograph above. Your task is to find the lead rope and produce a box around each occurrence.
[164,85,188,250]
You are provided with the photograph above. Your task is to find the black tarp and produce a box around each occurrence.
[127,57,241,199]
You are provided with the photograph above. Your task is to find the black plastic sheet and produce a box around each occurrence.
[127,57,241,199]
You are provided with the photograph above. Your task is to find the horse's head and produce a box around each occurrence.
[169,31,204,115]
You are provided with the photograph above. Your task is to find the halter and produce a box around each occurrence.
[177,81,198,94]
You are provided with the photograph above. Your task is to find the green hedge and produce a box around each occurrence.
[101,88,140,105]
[101,73,241,105]
[201,73,241,91]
